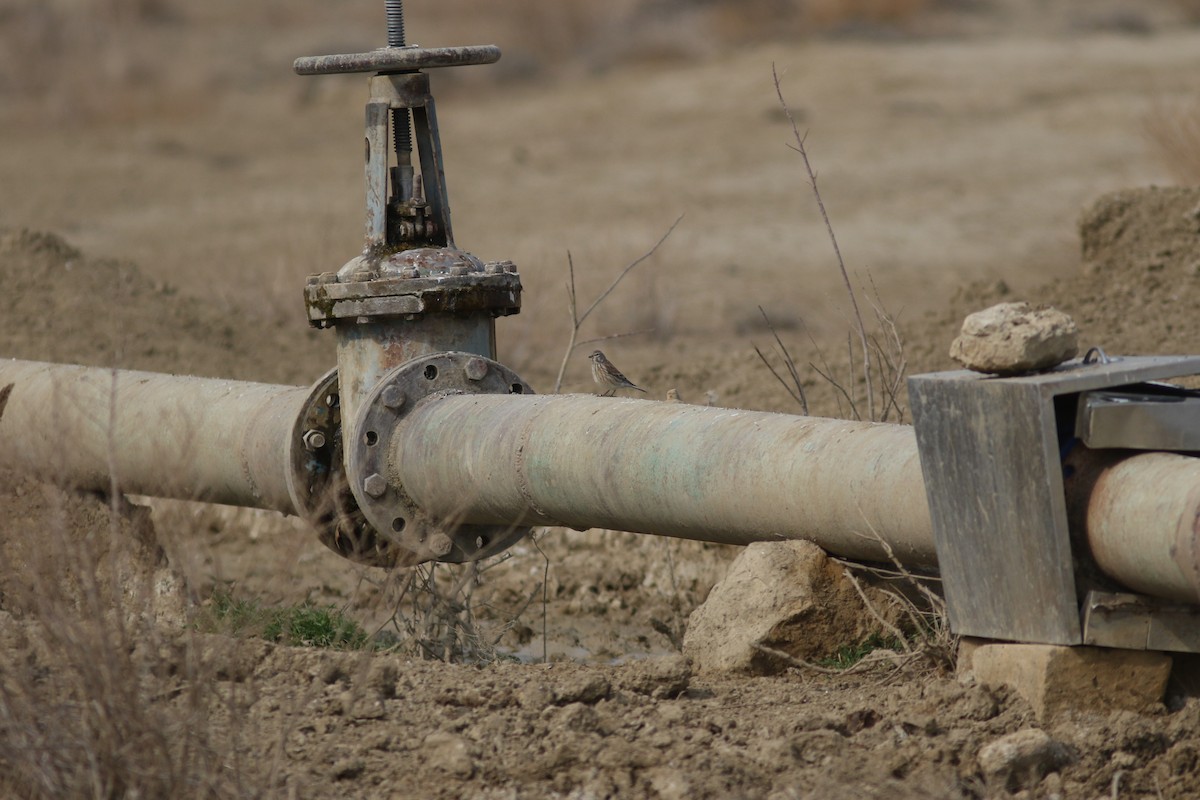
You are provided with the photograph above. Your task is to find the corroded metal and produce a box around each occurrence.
[309,246,521,437]
[293,45,500,76]
[286,368,401,567]
[346,352,534,565]
[388,393,939,568]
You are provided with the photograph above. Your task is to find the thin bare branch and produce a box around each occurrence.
[754,343,806,409]
[552,253,581,394]
[756,306,809,415]
[577,328,658,348]
[773,63,874,419]
[577,214,684,328]
[553,216,683,393]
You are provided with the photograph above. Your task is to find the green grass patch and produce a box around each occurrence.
[816,633,904,670]
[196,590,370,650]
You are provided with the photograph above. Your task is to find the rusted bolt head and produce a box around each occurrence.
[483,261,504,275]
[448,265,469,276]
[316,271,339,284]
[380,385,406,410]
[428,533,454,557]
[302,429,327,450]
[464,357,489,381]
[400,266,420,279]
[363,473,388,498]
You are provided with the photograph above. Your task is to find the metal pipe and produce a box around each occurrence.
[1080,451,1200,604]
[9,358,1200,608]
[390,393,939,568]
[0,360,305,513]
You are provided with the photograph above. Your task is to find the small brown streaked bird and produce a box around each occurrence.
[588,350,646,396]
[666,388,684,403]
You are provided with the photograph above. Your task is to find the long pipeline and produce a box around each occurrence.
[5,359,1200,606]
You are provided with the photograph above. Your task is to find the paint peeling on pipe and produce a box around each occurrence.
[390,393,939,568]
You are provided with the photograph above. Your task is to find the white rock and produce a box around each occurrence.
[950,301,1078,374]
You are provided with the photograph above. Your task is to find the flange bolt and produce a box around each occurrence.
[464,358,489,381]
[381,385,407,410]
[302,430,327,450]
[363,473,388,498]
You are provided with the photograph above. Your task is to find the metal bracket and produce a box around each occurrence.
[1076,384,1200,450]
[909,355,1200,647]
[1082,590,1200,652]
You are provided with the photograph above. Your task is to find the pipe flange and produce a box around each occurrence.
[286,368,403,568]
[303,247,522,329]
[348,352,534,565]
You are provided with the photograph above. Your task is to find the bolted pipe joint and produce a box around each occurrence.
[343,351,535,566]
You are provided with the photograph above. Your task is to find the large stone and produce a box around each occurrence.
[949,301,1078,374]
[682,540,888,675]
[959,640,1172,721]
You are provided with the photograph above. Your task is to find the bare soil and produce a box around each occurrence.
[4,1,1200,797]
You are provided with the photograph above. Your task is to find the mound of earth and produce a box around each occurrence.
[906,186,1200,376]
[0,227,332,384]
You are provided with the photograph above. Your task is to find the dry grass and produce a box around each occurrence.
[1144,99,1200,185]
[0,480,256,798]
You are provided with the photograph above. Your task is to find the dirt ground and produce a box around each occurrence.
[4,0,1200,797]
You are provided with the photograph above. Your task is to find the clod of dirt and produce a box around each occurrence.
[977,728,1072,792]
[949,301,1079,375]
[615,654,692,699]
[421,732,476,779]
[682,540,893,675]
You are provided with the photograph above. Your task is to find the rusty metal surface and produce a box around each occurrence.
[0,359,306,513]
[334,316,497,439]
[293,45,501,76]
[285,368,402,568]
[389,393,939,568]
[304,250,521,327]
[347,352,534,566]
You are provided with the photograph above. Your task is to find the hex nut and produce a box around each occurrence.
[428,533,454,557]
[464,358,489,381]
[448,265,469,276]
[302,429,327,450]
[363,473,388,498]
[380,385,407,410]
[401,266,420,279]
